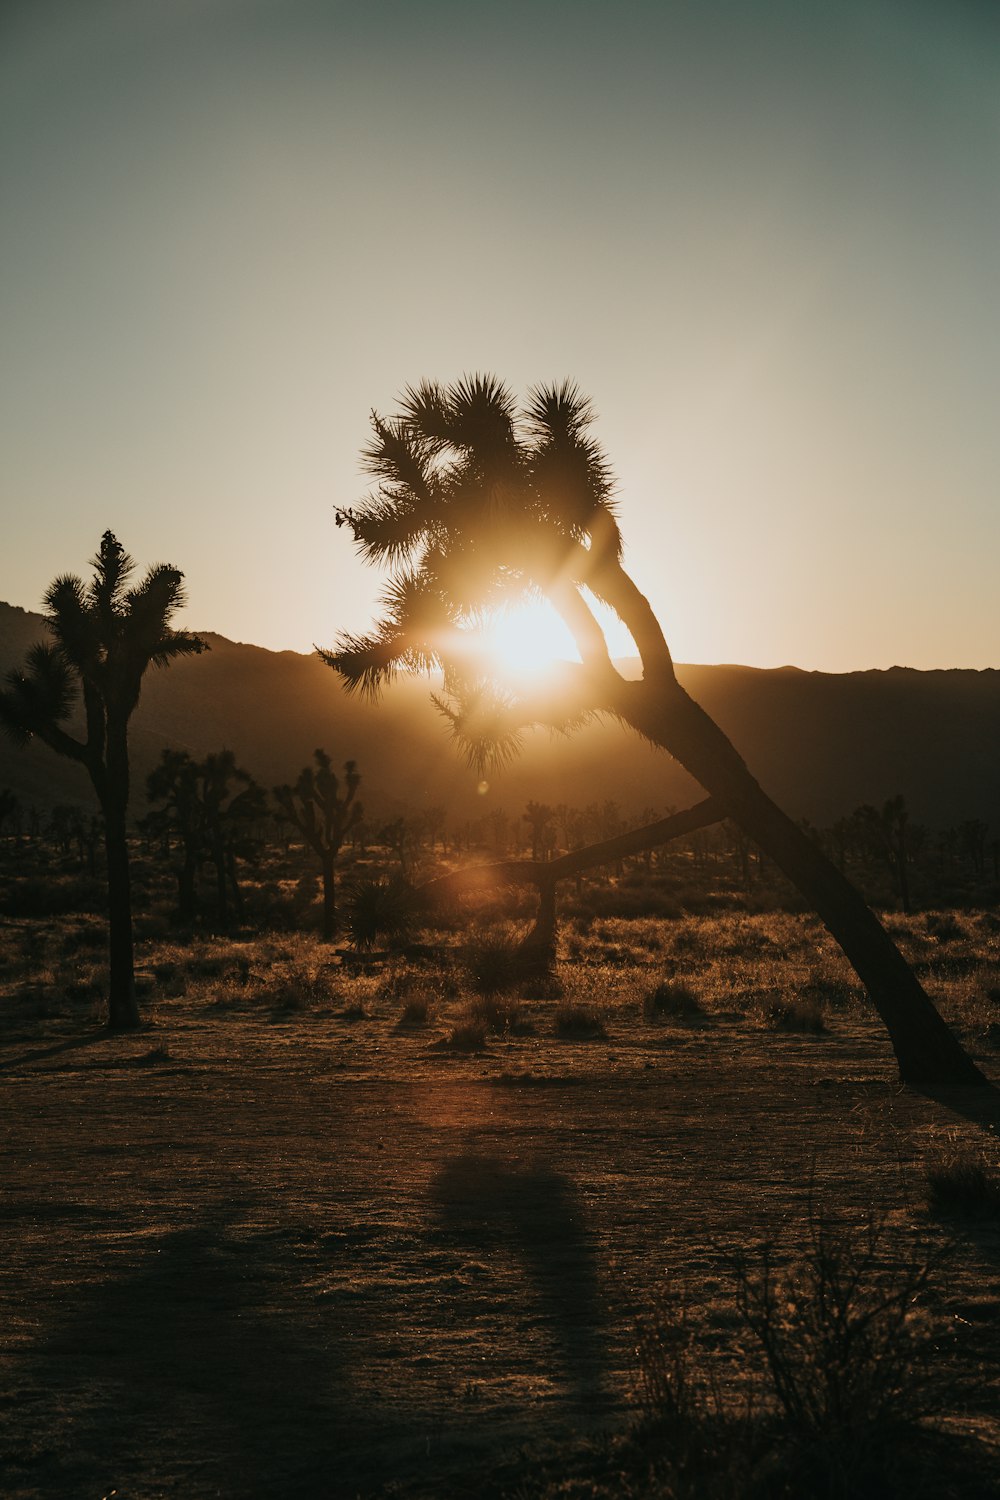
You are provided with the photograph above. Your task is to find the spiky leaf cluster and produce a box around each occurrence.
[324,377,620,700]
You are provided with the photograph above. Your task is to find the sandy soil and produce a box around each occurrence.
[2,960,999,1498]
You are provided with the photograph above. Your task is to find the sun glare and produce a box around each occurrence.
[482,601,581,678]
[480,597,638,680]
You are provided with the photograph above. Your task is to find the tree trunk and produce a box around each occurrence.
[103,797,140,1031]
[178,845,199,921]
[320,851,337,941]
[623,678,985,1088]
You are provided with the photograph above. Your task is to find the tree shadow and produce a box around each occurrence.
[428,1151,607,1414]
[0,1027,112,1073]
[911,1079,1000,1141]
[9,1210,416,1498]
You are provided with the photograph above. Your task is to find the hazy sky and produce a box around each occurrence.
[2,0,997,671]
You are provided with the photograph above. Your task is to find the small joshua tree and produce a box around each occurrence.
[272,751,362,940]
[0,532,206,1028]
[523,799,556,861]
[147,748,265,925]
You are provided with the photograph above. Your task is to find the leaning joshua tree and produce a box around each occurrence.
[322,377,987,1089]
[0,532,207,1029]
[272,751,363,939]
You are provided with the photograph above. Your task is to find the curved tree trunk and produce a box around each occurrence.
[621,676,986,1088]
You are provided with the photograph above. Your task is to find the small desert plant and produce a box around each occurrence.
[443,1018,488,1051]
[553,1003,607,1040]
[925,1143,1000,1219]
[398,993,435,1026]
[344,875,415,950]
[465,923,523,994]
[733,1212,945,1455]
[634,1284,698,1428]
[469,992,526,1035]
[924,911,965,944]
[644,979,703,1020]
[753,992,825,1034]
[518,971,564,1002]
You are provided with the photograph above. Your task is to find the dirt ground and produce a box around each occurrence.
[2,926,1000,1499]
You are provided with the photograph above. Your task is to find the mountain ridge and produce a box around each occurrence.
[1,600,997,831]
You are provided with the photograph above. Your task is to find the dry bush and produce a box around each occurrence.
[553,1003,608,1040]
[442,1018,488,1051]
[925,1140,1000,1220]
[469,992,527,1035]
[752,992,826,1034]
[732,1213,948,1489]
[924,912,966,944]
[398,993,436,1026]
[644,979,703,1021]
[465,922,524,994]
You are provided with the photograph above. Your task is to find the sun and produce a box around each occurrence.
[478,597,638,680]
[481,599,581,678]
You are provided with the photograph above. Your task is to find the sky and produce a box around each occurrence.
[1,0,998,673]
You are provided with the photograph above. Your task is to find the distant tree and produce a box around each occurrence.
[147,747,265,925]
[423,804,447,851]
[378,815,421,880]
[0,533,206,1028]
[272,752,362,940]
[0,787,22,841]
[523,800,555,861]
[324,376,984,1086]
[852,796,913,914]
[958,819,989,879]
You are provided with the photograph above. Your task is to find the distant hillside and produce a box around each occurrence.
[1,600,997,832]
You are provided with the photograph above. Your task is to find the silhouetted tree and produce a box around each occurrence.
[147,747,265,925]
[958,819,989,879]
[0,788,20,840]
[852,796,913,914]
[0,533,206,1028]
[323,377,983,1087]
[523,800,555,861]
[272,752,362,940]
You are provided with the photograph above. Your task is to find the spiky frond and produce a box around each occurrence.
[124,563,207,671]
[44,574,103,670]
[0,644,78,746]
[88,531,134,616]
[318,626,411,699]
[361,414,440,503]
[523,380,596,444]
[432,660,603,776]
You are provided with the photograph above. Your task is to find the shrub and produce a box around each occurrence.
[553,1003,607,1040]
[925,1144,1000,1219]
[465,923,523,994]
[753,992,825,1034]
[344,875,415,950]
[398,993,435,1026]
[924,912,965,944]
[732,1213,945,1450]
[442,1019,488,1051]
[469,993,529,1035]
[644,980,703,1020]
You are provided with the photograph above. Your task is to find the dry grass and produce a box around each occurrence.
[1,900,998,1497]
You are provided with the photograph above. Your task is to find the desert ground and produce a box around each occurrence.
[2,881,1000,1498]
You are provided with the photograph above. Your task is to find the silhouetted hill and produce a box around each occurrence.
[1,601,997,833]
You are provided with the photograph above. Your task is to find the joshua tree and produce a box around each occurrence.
[323,376,985,1087]
[272,751,362,939]
[523,800,556,861]
[852,796,913,915]
[148,747,266,925]
[0,533,206,1028]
